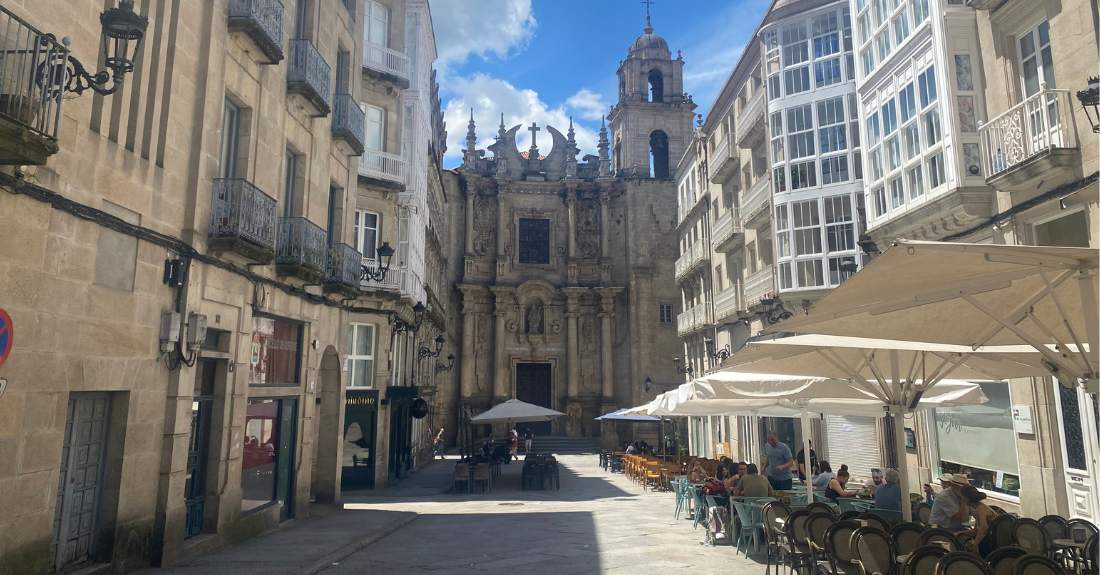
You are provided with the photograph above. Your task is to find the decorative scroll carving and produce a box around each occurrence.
[473,195,497,256]
[575,200,600,259]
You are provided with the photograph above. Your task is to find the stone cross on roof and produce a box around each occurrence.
[527,122,541,148]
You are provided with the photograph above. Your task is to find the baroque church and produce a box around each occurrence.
[439,16,696,448]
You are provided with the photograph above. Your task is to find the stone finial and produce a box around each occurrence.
[597,117,612,179]
[564,116,579,180]
[463,108,479,169]
[644,13,653,35]
[497,113,507,140]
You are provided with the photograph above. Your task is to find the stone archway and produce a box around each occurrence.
[313,345,343,503]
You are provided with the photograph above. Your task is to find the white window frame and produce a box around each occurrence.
[219,99,241,179]
[354,210,380,260]
[364,1,388,47]
[365,104,385,152]
[347,323,377,388]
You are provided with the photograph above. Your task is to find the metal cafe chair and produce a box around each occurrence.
[986,546,1028,575]
[851,526,899,575]
[918,529,965,553]
[903,545,950,575]
[891,522,928,556]
[933,551,994,575]
[1012,518,1052,556]
[821,520,862,575]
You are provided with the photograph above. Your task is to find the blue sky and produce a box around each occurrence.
[432,0,772,168]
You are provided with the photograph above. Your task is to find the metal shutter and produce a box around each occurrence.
[821,415,882,485]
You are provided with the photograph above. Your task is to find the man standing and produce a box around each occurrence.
[796,440,818,482]
[927,474,971,532]
[433,428,445,459]
[761,431,796,491]
[524,429,533,454]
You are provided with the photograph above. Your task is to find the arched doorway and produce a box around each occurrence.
[650,130,670,178]
[648,69,664,102]
[313,346,343,502]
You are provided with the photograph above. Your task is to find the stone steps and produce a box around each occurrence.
[527,436,599,455]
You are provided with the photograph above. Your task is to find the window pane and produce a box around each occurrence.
[518,218,551,264]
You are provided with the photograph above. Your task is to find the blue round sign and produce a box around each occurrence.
[0,309,11,369]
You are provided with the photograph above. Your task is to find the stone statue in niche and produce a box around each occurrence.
[575,199,600,259]
[473,195,497,256]
[526,302,544,334]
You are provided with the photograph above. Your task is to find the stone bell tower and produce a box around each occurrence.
[607,12,697,179]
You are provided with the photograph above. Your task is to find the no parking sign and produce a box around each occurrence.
[0,308,12,369]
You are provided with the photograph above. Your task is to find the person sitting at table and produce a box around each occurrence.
[958,485,995,557]
[687,458,708,483]
[724,461,749,491]
[864,468,884,491]
[733,463,775,497]
[481,438,493,456]
[927,474,971,533]
[824,466,859,501]
[716,457,735,481]
[812,460,836,491]
[874,468,903,512]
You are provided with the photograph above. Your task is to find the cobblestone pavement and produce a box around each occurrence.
[328,454,771,574]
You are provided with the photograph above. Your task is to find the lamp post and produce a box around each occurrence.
[361,242,395,283]
[64,1,149,96]
[673,356,694,376]
[436,353,455,373]
[1077,76,1099,133]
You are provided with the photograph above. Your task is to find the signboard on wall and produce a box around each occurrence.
[0,308,12,369]
[1011,405,1034,434]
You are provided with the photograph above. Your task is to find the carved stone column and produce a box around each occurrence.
[491,287,514,403]
[595,288,621,400]
[496,186,509,278]
[465,191,475,254]
[459,287,479,399]
[564,289,584,399]
[599,194,610,258]
[566,192,577,259]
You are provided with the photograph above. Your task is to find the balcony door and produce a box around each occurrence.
[354,210,379,261]
[1017,21,1061,149]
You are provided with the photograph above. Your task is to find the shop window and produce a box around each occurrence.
[242,398,298,516]
[932,382,1020,496]
[1034,210,1089,247]
[249,316,303,386]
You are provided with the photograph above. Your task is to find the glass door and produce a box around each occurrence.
[1018,21,1061,149]
[1054,382,1100,521]
[276,399,298,522]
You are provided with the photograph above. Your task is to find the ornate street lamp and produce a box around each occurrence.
[392,301,426,335]
[704,337,731,365]
[673,356,694,376]
[1077,76,1099,133]
[419,334,445,359]
[436,353,456,372]
[361,242,395,282]
[65,1,149,96]
[756,295,793,326]
[645,376,652,393]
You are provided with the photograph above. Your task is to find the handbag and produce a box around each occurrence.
[703,478,727,495]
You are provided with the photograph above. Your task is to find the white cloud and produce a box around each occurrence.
[432,0,537,71]
[565,88,610,121]
[443,73,601,165]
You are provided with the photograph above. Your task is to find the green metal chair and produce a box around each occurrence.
[733,500,765,556]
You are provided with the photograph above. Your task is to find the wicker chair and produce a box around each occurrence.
[1038,515,1068,543]
[986,547,1028,575]
[990,515,1018,550]
[1012,554,1069,575]
[860,513,892,533]
[808,501,837,517]
[891,522,928,556]
[904,545,950,575]
[918,529,965,552]
[1085,533,1097,575]
[934,551,994,575]
[852,526,899,575]
[808,511,838,567]
[785,509,818,575]
[914,503,934,525]
[822,520,863,575]
[1012,518,1051,556]
[763,501,793,575]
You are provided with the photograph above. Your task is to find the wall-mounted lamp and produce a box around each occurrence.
[419,334,445,358]
[704,337,731,364]
[645,376,652,393]
[1076,76,1099,133]
[64,1,149,96]
[673,356,694,376]
[361,241,395,282]
[436,353,456,372]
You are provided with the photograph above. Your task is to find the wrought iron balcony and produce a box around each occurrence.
[362,41,410,88]
[324,242,362,296]
[0,6,66,165]
[713,284,745,322]
[208,178,277,263]
[358,148,407,188]
[980,88,1079,187]
[287,39,331,116]
[332,93,365,155]
[744,265,775,308]
[735,88,766,148]
[361,258,401,292]
[228,0,284,64]
[712,207,744,252]
[276,217,327,282]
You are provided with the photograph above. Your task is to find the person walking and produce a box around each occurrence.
[509,428,519,460]
[433,428,445,459]
[524,429,533,454]
[761,430,795,491]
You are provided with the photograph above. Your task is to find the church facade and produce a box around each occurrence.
[437,19,696,446]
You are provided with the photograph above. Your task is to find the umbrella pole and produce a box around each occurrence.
[800,409,813,503]
[891,407,913,522]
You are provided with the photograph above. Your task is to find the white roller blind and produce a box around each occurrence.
[822,414,881,484]
[933,382,1019,475]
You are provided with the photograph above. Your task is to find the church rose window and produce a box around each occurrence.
[518,218,550,264]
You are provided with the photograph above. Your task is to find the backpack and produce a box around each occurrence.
[703,478,727,495]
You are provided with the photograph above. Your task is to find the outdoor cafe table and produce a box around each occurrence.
[1052,539,1089,574]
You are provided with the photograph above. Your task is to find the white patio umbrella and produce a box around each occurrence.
[644,374,988,507]
[469,399,564,424]
[764,240,1099,392]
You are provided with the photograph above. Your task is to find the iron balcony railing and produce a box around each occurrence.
[0,6,67,141]
[358,148,406,184]
[287,39,331,113]
[714,284,745,321]
[326,243,362,289]
[744,265,775,307]
[209,179,278,250]
[228,0,284,63]
[363,41,409,82]
[276,217,327,270]
[736,88,766,147]
[712,207,743,250]
[980,88,1078,179]
[332,93,365,154]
